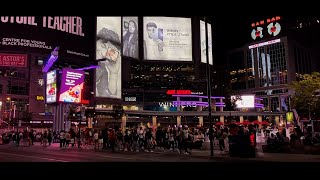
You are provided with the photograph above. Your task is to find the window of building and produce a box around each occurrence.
[266,42,287,86]
[247,49,255,88]
[7,80,29,95]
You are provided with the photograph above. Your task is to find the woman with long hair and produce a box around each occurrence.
[123,20,138,58]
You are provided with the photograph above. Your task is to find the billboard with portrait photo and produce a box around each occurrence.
[95,17,122,99]
[123,17,139,59]
[143,17,192,61]
[59,68,85,103]
[46,70,57,103]
[200,20,213,65]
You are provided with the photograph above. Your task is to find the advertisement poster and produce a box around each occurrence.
[95,17,122,99]
[143,17,192,61]
[0,53,27,67]
[0,16,94,61]
[123,17,139,59]
[231,95,255,108]
[59,68,85,103]
[46,70,57,103]
[200,20,213,65]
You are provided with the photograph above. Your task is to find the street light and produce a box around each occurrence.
[204,16,214,157]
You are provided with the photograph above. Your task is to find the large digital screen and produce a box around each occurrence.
[0,16,94,62]
[123,17,139,59]
[95,17,122,99]
[231,95,255,108]
[143,17,192,61]
[200,20,213,65]
[59,68,85,103]
[46,70,57,103]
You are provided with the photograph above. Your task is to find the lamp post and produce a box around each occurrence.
[204,16,214,157]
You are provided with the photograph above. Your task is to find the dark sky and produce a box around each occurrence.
[213,16,252,66]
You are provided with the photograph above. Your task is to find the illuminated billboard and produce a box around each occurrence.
[46,70,57,103]
[143,17,192,61]
[123,17,139,59]
[0,53,27,67]
[95,17,122,99]
[250,16,282,41]
[59,68,85,103]
[200,20,213,65]
[0,16,94,61]
[231,95,255,108]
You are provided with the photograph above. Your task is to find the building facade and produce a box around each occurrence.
[227,16,320,123]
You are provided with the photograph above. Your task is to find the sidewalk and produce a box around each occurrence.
[9,142,320,162]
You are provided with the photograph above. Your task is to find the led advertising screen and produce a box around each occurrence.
[95,17,122,99]
[123,17,139,59]
[0,16,94,62]
[46,70,57,103]
[200,20,213,65]
[143,17,192,61]
[59,68,85,103]
[231,95,255,108]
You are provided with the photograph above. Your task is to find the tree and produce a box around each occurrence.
[289,72,320,117]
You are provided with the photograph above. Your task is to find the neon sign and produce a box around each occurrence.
[167,90,191,95]
[251,16,281,28]
[248,39,281,49]
[166,90,203,95]
[250,16,282,40]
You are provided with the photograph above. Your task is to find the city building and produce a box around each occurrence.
[227,16,320,124]
[0,16,95,131]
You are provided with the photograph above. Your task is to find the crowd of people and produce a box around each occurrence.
[1,122,319,156]
[1,125,231,154]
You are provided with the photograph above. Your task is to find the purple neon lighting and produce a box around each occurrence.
[76,65,100,71]
[255,98,263,100]
[42,55,58,73]
[172,101,225,105]
[172,101,226,107]
[172,95,225,99]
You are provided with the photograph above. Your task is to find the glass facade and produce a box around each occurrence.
[247,49,255,88]
[229,39,291,112]
[267,42,287,86]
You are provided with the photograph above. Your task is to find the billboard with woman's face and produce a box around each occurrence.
[123,17,139,59]
[95,17,122,99]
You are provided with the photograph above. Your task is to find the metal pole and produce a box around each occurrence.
[309,103,314,137]
[204,16,214,157]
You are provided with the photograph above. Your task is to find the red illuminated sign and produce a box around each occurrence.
[251,16,281,27]
[0,53,27,67]
[81,99,89,105]
[166,90,192,95]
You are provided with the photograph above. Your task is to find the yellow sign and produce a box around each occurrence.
[286,112,294,122]
[36,96,44,101]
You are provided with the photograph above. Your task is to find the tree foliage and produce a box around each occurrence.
[289,72,320,116]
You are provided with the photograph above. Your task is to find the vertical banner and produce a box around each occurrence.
[122,17,139,59]
[95,17,122,99]
[200,20,213,65]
